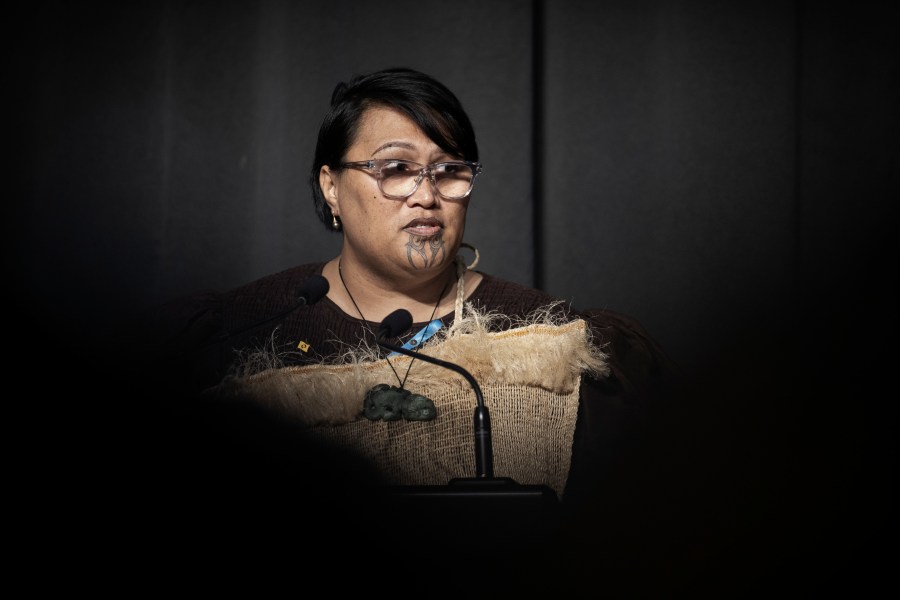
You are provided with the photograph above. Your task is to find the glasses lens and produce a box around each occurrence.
[380,161,420,198]
[433,163,476,199]
[378,161,476,199]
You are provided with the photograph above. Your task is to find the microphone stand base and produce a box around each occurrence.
[376,477,561,549]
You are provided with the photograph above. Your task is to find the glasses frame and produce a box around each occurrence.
[339,159,483,200]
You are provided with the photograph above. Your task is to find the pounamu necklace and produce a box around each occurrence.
[338,259,451,422]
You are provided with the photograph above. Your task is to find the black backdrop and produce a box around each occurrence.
[16,0,896,593]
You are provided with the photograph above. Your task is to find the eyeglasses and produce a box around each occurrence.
[339,159,483,200]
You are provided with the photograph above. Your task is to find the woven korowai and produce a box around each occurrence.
[205,304,609,497]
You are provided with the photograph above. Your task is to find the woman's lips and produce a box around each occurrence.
[403,217,443,237]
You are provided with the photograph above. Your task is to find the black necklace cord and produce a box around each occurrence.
[337,258,453,389]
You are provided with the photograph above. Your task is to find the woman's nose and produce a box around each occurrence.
[405,172,437,207]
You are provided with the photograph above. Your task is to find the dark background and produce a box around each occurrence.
[16,0,896,593]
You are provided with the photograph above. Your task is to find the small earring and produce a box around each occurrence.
[332,214,341,230]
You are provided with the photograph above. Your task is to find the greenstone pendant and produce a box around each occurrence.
[363,383,437,422]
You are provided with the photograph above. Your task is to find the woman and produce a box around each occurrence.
[146,68,676,584]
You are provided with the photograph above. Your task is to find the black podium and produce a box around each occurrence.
[372,477,561,551]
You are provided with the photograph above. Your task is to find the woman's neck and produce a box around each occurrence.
[324,256,460,324]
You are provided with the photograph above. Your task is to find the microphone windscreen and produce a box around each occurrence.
[378,309,413,339]
[298,275,329,305]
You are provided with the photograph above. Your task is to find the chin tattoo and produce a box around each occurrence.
[406,234,446,269]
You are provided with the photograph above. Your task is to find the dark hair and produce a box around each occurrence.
[309,67,479,231]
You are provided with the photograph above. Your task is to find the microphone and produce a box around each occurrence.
[374,309,561,549]
[294,274,330,306]
[212,274,329,343]
[377,308,494,478]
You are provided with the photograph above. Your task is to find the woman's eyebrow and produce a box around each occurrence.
[371,141,416,155]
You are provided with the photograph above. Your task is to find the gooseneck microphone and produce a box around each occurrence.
[212,274,329,343]
[294,274,330,306]
[374,309,560,547]
[377,308,494,478]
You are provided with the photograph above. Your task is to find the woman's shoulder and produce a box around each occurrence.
[227,263,325,303]
[144,263,326,347]
[468,272,566,318]
[470,273,676,391]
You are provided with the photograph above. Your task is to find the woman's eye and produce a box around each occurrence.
[434,163,465,176]
[383,161,414,175]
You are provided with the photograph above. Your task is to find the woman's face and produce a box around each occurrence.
[320,105,470,279]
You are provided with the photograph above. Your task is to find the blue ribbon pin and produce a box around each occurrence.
[389,318,443,357]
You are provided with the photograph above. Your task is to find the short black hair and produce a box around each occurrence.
[309,67,479,231]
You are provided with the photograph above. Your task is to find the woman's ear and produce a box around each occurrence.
[319,165,340,215]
